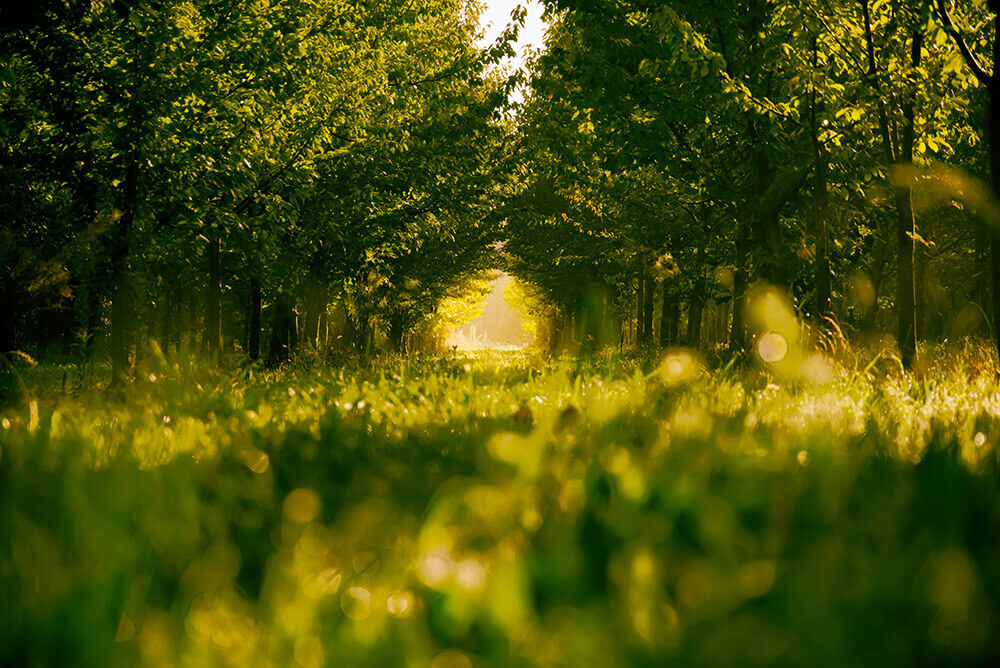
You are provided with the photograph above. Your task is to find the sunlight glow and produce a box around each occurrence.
[477,0,546,68]
[446,275,533,349]
[479,0,547,104]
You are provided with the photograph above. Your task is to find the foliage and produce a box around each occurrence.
[503,0,994,358]
[0,0,522,368]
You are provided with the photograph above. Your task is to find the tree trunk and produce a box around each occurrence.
[729,218,750,353]
[682,213,709,348]
[301,280,326,348]
[356,310,371,356]
[750,119,797,288]
[84,276,102,355]
[205,232,221,356]
[975,217,990,331]
[687,284,705,348]
[318,303,329,349]
[915,219,929,339]
[222,296,236,353]
[660,280,676,347]
[861,0,923,368]
[109,16,143,386]
[600,282,620,350]
[862,1,918,367]
[339,298,358,352]
[159,283,174,352]
[248,277,262,361]
[641,276,654,345]
[185,287,198,348]
[893,162,917,368]
[811,40,833,324]
[268,292,296,365]
[388,312,405,353]
[109,158,138,384]
[753,140,777,284]
[635,277,645,344]
[866,234,887,331]
[893,31,923,369]
[317,284,328,347]
[990,80,1000,357]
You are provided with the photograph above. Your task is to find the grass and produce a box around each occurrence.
[2,344,1000,667]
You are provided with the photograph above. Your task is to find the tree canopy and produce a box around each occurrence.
[4,0,1000,378]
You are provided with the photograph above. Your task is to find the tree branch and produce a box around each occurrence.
[936,0,992,86]
[804,0,866,74]
[233,116,327,215]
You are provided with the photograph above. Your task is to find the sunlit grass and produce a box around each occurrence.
[3,345,1000,665]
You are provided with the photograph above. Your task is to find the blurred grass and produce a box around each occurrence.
[2,345,1000,666]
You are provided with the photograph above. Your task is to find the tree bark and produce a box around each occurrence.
[110,11,143,385]
[811,39,833,324]
[990,82,1000,356]
[866,233,887,331]
[729,218,750,353]
[975,216,990,330]
[752,138,777,284]
[635,276,645,344]
[356,309,371,356]
[159,282,174,352]
[109,157,138,384]
[602,282,621,350]
[641,276,654,345]
[915,219,930,339]
[301,280,326,348]
[660,280,676,347]
[204,232,221,356]
[267,292,296,364]
[318,306,329,348]
[893,30,923,368]
[248,277,262,361]
[388,312,405,353]
[686,284,704,348]
[861,1,918,367]
[343,309,357,352]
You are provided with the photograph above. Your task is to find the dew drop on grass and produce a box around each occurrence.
[386,590,413,616]
[294,635,324,668]
[353,551,379,574]
[455,559,487,592]
[417,552,452,587]
[284,489,321,524]
[757,332,788,363]
[341,587,372,621]
[242,447,269,474]
[304,568,341,598]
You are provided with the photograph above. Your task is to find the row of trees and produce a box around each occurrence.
[9,0,1000,375]
[1,0,521,381]
[504,0,1000,364]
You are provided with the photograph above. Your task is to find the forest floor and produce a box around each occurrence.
[3,346,1000,666]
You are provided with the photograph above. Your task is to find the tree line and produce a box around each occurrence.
[1,0,521,384]
[503,0,1000,365]
[5,0,1000,381]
